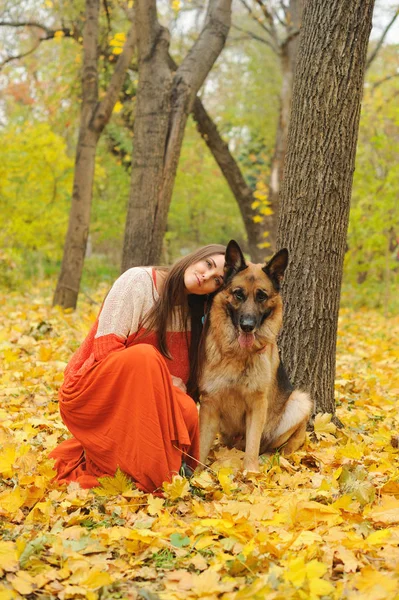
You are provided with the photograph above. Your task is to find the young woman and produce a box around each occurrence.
[50,245,226,493]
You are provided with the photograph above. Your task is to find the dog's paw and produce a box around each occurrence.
[242,460,260,474]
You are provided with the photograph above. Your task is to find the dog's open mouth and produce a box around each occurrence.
[238,332,255,348]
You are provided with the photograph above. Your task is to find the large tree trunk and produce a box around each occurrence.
[53,1,136,309]
[53,0,100,309]
[263,0,304,252]
[121,3,172,272]
[277,0,375,416]
[121,0,232,270]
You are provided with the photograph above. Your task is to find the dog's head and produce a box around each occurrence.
[218,240,288,349]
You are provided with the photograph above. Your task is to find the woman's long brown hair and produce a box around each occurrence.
[140,244,226,401]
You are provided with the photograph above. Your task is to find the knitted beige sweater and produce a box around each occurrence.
[63,267,191,386]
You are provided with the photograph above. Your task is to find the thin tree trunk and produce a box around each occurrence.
[53,3,136,309]
[277,0,375,417]
[191,97,265,262]
[53,0,100,309]
[121,0,232,270]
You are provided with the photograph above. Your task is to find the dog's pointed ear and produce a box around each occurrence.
[263,248,288,290]
[224,240,247,281]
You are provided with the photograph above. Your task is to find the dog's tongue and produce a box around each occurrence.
[238,332,255,348]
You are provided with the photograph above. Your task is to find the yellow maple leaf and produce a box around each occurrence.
[163,475,190,501]
[92,467,133,496]
[284,556,306,587]
[113,101,123,114]
[253,190,267,201]
[290,531,323,549]
[365,528,392,545]
[308,577,335,597]
[367,498,399,525]
[294,500,342,529]
[306,559,327,579]
[191,570,221,595]
[0,584,19,599]
[0,487,26,516]
[194,535,215,551]
[217,467,235,495]
[336,441,364,460]
[191,499,208,517]
[0,445,16,478]
[9,571,34,595]
[313,413,337,440]
[351,566,398,596]
[147,495,165,516]
[190,469,214,490]
[259,207,273,216]
[0,541,18,576]
[81,569,113,590]
[25,500,52,524]
[38,345,53,361]
[334,545,359,573]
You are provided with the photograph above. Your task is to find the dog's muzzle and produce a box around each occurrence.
[239,315,257,333]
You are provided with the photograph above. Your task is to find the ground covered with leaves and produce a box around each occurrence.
[1,284,399,600]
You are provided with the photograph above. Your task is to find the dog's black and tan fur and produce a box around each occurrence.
[198,240,313,473]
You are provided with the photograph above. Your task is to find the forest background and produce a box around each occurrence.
[1,3,399,598]
[0,0,398,316]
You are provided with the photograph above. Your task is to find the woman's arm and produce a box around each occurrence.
[93,268,156,361]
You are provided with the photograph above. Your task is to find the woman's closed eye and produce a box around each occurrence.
[205,257,224,288]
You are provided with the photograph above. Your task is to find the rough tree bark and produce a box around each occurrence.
[52,0,136,309]
[121,0,232,271]
[277,0,375,416]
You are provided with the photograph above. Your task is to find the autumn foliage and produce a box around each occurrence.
[0,283,398,599]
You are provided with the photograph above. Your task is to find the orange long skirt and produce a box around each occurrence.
[50,344,199,493]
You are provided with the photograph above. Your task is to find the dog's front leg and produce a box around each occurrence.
[243,397,267,473]
[197,396,220,472]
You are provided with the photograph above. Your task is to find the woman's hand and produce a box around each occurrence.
[171,376,187,393]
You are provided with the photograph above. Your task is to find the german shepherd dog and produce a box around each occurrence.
[198,240,313,473]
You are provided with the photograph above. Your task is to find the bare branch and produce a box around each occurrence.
[366,8,399,70]
[177,0,232,100]
[0,21,76,38]
[231,23,279,54]
[0,20,52,32]
[250,0,282,49]
[279,0,290,20]
[238,0,273,35]
[254,0,276,29]
[271,2,287,28]
[103,0,112,34]
[0,24,77,70]
[371,71,399,91]
[0,39,40,69]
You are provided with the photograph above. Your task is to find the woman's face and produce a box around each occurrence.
[184,253,225,295]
